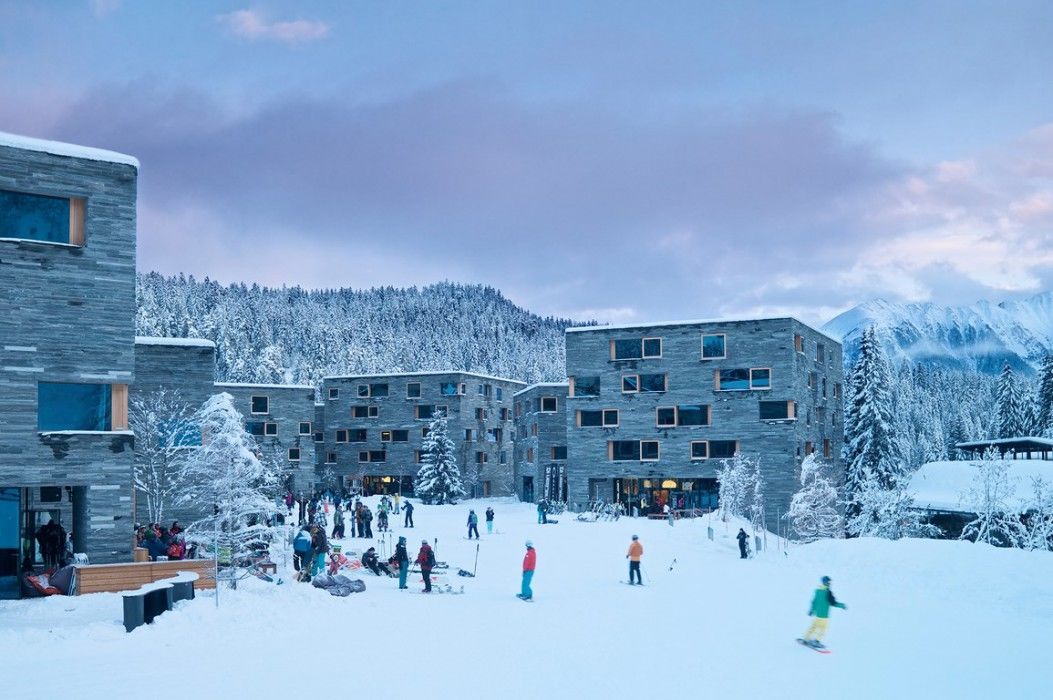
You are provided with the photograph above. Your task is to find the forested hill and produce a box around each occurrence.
[135,273,580,386]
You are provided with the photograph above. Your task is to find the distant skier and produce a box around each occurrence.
[331,506,344,540]
[394,493,401,514]
[518,540,536,600]
[309,524,329,577]
[485,506,495,534]
[404,500,415,528]
[394,536,410,589]
[363,507,374,538]
[467,510,480,539]
[800,576,847,650]
[737,528,749,559]
[626,535,643,585]
[377,508,389,532]
[537,501,548,525]
[416,539,435,593]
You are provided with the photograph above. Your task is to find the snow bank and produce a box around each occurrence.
[0,130,139,168]
[134,336,216,348]
[910,459,1053,512]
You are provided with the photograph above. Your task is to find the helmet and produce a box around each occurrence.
[525,540,533,548]
[422,539,429,545]
[821,576,831,585]
[631,535,639,540]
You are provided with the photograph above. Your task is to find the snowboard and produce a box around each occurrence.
[796,639,831,654]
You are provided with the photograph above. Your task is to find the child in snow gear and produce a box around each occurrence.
[626,535,643,584]
[395,536,410,589]
[416,539,435,592]
[737,528,749,559]
[519,540,536,600]
[485,507,495,534]
[801,576,846,649]
[467,510,480,539]
[377,508,389,532]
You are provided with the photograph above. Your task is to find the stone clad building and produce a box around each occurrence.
[0,132,139,595]
[513,383,569,503]
[562,318,843,530]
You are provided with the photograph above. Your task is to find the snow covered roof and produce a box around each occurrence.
[322,370,527,386]
[909,459,1053,513]
[0,130,139,169]
[956,437,1053,451]
[566,316,840,342]
[214,382,315,391]
[135,336,216,349]
[513,382,569,397]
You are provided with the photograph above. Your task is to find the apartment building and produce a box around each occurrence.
[0,132,139,596]
[319,372,524,497]
[513,383,569,503]
[563,318,843,530]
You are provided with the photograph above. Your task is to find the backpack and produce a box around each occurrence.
[426,548,436,568]
[294,532,312,554]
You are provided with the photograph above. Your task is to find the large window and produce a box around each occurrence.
[656,407,677,427]
[552,446,568,460]
[358,383,388,398]
[540,397,558,413]
[439,382,462,396]
[416,405,436,420]
[571,376,600,397]
[406,382,421,398]
[352,405,379,418]
[677,404,710,426]
[37,382,112,431]
[716,368,770,391]
[611,339,643,360]
[759,400,795,420]
[578,409,619,427]
[610,440,640,461]
[250,395,269,414]
[701,334,726,360]
[709,440,738,459]
[640,374,667,392]
[359,450,387,463]
[690,441,708,460]
[0,189,84,246]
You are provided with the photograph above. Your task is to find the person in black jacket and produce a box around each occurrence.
[309,524,329,576]
[737,528,749,559]
[363,507,374,538]
[394,536,410,589]
[404,500,415,528]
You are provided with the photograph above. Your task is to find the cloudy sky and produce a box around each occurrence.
[2,1,1052,325]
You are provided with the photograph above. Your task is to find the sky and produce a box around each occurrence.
[1,1,1052,325]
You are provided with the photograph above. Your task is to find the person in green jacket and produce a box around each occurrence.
[802,576,846,648]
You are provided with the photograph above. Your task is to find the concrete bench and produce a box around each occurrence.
[162,571,200,602]
[122,581,174,633]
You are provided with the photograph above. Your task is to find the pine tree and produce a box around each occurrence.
[787,454,843,542]
[1036,356,1053,437]
[996,363,1023,438]
[415,414,465,505]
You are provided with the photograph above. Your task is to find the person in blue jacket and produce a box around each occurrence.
[142,530,168,561]
[467,510,480,539]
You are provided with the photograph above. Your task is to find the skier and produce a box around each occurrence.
[518,540,536,600]
[537,501,547,524]
[332,506,345,540]
[737,528,749,559]
[485,506,495,534]
[415,539,435,593]
[394,536,410,589]
[377,507,389,532]
[801,576,847,649]
[404,500,415,528]
[626,535,643,585]
[467,509,480,539]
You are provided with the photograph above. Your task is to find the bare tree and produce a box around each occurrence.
[130,388,196,524]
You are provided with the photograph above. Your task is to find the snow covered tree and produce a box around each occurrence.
[996,363,1024,438]
[415,414,465,505]
[1024,476,1053,552]
[749,458,766,533]
[1036,355,1053,437]
[717,452,757,523]
[847,469,938,539]
[959,449,1026,547]
[129,388,196,524]
[787,454,843,542]
[844,326,900,518]
[176,393,281,568]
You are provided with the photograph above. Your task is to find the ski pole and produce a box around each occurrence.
[473,543,479,576]
[668,557,676,572]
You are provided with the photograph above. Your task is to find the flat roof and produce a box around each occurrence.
[957,437,1053,450]
[215,382,315,391]
[0,130,140,169]
[513,382,569,397]
[135,336,216,349]
[323,370,527,386]
[566,316,840,343]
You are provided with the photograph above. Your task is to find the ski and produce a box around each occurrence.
[796,639,831,654]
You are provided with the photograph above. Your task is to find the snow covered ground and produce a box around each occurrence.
[2,499,1051,699]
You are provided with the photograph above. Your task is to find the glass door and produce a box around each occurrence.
[0,488,21,599]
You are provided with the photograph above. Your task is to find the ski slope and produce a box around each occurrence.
[1,499,1050,699]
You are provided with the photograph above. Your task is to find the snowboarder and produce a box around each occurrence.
[801,576,846,649]
[626,535,643,584]
[404,500,415,528]
[737,528,749,559]
[518,540,536,600]
[416,539,435,592]
[394,536,410,589]
[467,509,480,539]
[485,506,495,534]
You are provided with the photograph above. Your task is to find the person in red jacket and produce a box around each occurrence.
[518,540,536,600]
[415,540,435,593]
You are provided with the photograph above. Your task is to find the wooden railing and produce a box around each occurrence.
[75,559,216,595]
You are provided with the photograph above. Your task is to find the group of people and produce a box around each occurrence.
[33,519,70,570]
[134,521,187,561]
[466,507,494,539]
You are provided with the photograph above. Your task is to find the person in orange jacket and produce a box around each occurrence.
[626,535,643,584]
[518,540,536,600]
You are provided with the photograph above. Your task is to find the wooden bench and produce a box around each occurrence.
[76,558,216,595]
[258,562,277,575]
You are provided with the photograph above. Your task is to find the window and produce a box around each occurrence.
[794,334,805,353]
[709,440,738,459]
[328,387,339,400]
[656,407,677,427]
[358,382,388,398]
[578,409,619,427]
[288,448,301,461]
[478,384,485,396]
[336,429,349,443]
[352,405,379,418]
[500,451,507,464]
[527,448,534,462]
[759,400,795,420]
[476,407,489,421]
[716,369,769,390]
[476,451,488,464]
[622,375,639,393]
[816,343,826,364]
[359,450,387,463]
[421,426,431,438]
[406,382,421,398]
[350,429,367,442]
[248,422,265,437]
[414,450,423,464]
[677,404,710,426]
[531,423,539,437]
[314,431,324,443]
[552,445,568,460]
[804,441,814,456]
[0,189,85,246]
[701,334,726,360]
[815,407,826,426]
[808,372,818,389]
[496,388,503,400]
[643,337,662,358]
[571,376,600,397]
[540,397,558,413]
[465,429,475,441]
[440,382,460,396]
[37,382,113,431]
[640,374,667,392]
[416,405,436,420]
[641,440,660,461]
[250,395,269,414]
[833,383,842,399]
[299,422,312,435]
[459,383,467,395]
[391,430,409,442]
[749,368,771,389]
[326,452,336,464]
[483,384,493,397]
[500,408,511,421]
[823,439,832,458]
[381,430,392,442]
[602,409,619,427]
[264,422,278,436]
[611,339,643,360]
[40,486,63,503]
[610,440,640,461]
[690,441,708,460]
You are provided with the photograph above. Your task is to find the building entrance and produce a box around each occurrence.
[614,478,719,515]
[0,488,20,600]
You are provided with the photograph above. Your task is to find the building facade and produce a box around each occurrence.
[513,383,569,503]
[0,132,139,596]
[318,372,524,497]
[563,318,843,530]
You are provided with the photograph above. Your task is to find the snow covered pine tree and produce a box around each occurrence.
[787,454,843,542]
[415,413,466,505]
